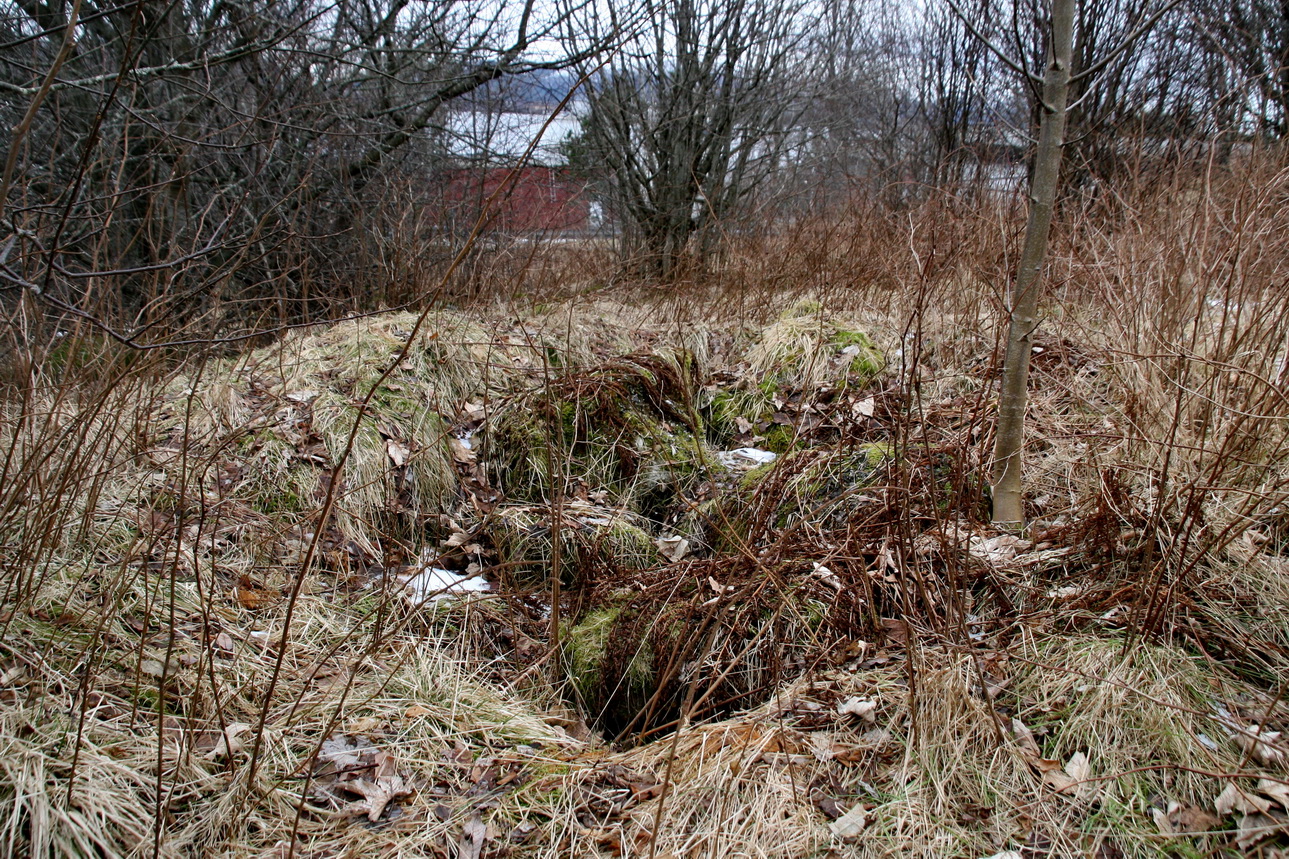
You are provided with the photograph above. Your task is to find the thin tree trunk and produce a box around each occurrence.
[989,0,1075,527]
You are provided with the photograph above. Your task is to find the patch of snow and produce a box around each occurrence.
[398,567,490,604]
[717,448,778,468]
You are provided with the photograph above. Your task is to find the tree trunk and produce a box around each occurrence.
[989,0,1075,527]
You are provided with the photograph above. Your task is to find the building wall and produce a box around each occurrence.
[436,166,592,234]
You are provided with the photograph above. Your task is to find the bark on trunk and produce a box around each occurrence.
[990,0,1075,527]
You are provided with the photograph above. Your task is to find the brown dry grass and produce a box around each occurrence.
[3,155,1289,857]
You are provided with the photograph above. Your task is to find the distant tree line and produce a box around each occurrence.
[1,0,1287,329]
[566,0,1289,276]
[0,0,603,338]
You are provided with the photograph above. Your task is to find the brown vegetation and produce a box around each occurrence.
[1,149,1288,858]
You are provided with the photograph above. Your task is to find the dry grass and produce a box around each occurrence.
[3,157,1289,857]
[600,634,1259,858]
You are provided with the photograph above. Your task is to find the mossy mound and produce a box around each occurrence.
[748,306,885,392]
[763,442,893,529]
[479,352,716,518]
[688,442,893,545]
[562,554,878,738]
[486,502,659,587]
[563,601,655,706]
[152,312,532,551]
[705,308,885,448]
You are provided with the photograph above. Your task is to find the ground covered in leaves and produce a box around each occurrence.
[4,294,1289,858]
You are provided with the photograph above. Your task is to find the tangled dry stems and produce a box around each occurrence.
[3,163,1289,856]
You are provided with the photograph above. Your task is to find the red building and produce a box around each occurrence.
[436,166,593,235]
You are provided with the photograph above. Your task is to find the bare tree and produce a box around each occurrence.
[565,0,814,279]
[1191,0,1289,138]
[946,0,1179,526]
[919,0,1010,188]
[797,1,941,203]
[0,0,604,341]
[985,0,1076,527]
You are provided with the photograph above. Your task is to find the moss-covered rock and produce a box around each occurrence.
[832,328,885,381]
[725,442,893,533]
[746,313,885,395]
[778,444,891,526]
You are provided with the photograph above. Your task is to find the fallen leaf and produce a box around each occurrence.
[1258,778,1289,811]
[405,704,433,719]
[814,792,844,819]
[828,803,867,838]
[443,530,471,549]
[1216,782,1273,817]
[348,716,380,733]
[204,722,253,760]
[386,438,410,467]
[1011,720,1085,794]
[234,584,272,610]
[448,437,476,465]
[837,697,878,722]
[460,812,487,859]
[318,734,368,769]
[1063,751,1096,798]
[1234,725,1288,768]
[809,731,836,762]
[656,535,690,563]
[213,632,234,653]
[810,561,843,590]
[341,774,411,822]
[852,397,876,418]
[1010,718,1041,758]
[509,821,537,843]
[1236,811,1289,851]
[1153,801,1219,835]
[1039,763,1078,794]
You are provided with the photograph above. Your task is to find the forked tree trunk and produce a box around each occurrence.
[990,0,1075,527]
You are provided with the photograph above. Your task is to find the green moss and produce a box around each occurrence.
[782,298,822,318]
[832,329,876,349]
[859,441,893,468]
[832,329,885,381]
[563,600,664,731]
[704,388,766,444]
[746,445,892,530]
[483,361,714,513]
[739,461,776,490]
[564,605,648,700]
[602,519,659,564]
[761,424,797,455]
